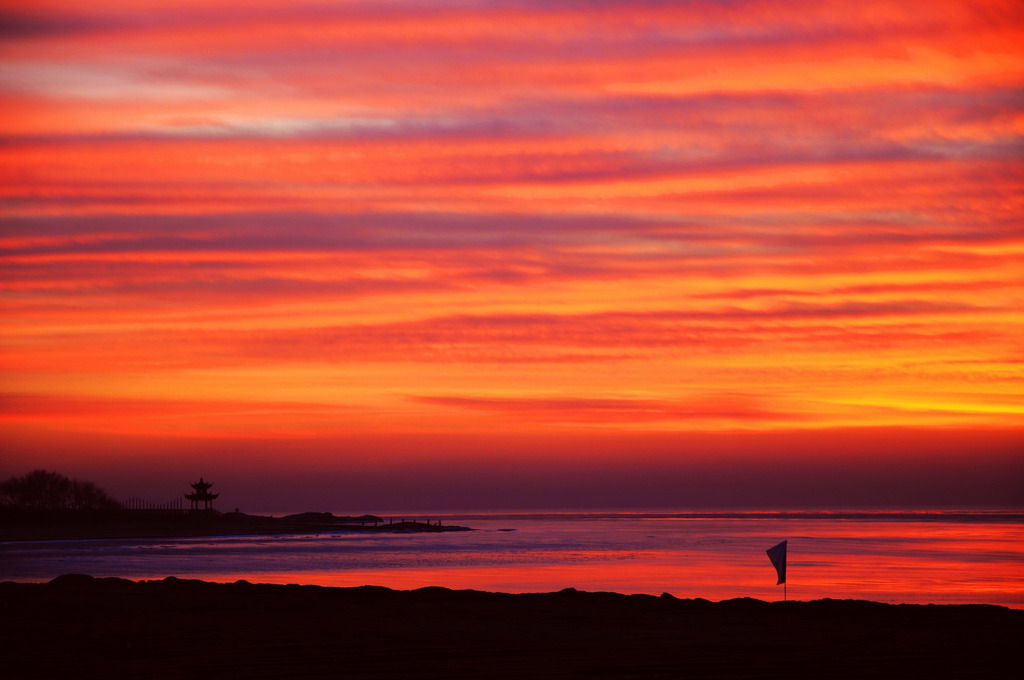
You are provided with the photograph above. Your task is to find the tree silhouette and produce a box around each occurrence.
[0,470,119,511]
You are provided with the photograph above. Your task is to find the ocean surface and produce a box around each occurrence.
[3,510,1022,608]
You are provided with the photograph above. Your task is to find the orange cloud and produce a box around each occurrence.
[1,1,1021,505]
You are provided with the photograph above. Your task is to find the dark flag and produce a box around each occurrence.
[766,540,787,585]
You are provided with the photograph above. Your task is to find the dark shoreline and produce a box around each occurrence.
[3,575,1020,679]
[0,508,471,542]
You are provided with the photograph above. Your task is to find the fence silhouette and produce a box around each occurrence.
[121,497,186,514]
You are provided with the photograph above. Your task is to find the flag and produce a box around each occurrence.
[766,540,787,585]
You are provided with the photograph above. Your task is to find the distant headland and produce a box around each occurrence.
[0,470,471,542]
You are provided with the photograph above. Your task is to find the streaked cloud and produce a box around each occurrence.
[1,0,1021,494]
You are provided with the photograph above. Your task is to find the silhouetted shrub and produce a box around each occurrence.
[0,470,120,511]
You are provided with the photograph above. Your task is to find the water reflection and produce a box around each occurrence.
[2,512,1021,607]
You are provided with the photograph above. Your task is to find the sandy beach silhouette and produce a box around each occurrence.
[3,574,1020,679]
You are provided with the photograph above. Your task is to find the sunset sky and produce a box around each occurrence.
[2,0,1022,511]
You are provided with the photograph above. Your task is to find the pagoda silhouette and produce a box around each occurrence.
[185,477,219,512]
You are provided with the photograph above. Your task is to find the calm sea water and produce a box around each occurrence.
[2,511,1022,608]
